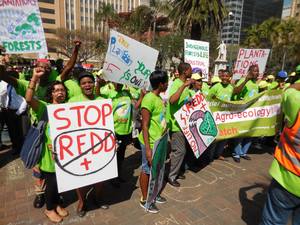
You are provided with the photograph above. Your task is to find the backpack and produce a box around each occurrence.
[20,110,48,169]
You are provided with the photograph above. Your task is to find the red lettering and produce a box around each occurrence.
[238,49,245,58]
[90,132,103,154]
[104,132,115,152]
[54,108,71,130]
[59,135,74,160]
[70,105,85,127]
[101,103,112,126]
[76,134,86,155]
[84,105,101,125]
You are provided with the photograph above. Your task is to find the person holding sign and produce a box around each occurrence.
[25,68,69,223]
[232,65,259,163]
[138,70,168,213]
[167,63,194,187]
[68,71,109,217]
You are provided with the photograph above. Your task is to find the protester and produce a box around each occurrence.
[25,68,69,223]
[207,70,233,162]
[231,65,259,163]
[138,70,168,213]
[258,80,269,92]
[268,70,288,90]
[260,83,300,225]
[167,62,194,187]
[68,71,109,217]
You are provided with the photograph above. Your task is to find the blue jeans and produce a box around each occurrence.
[233,138,252,158]
[260,179,300,225]
[140,143,150,175]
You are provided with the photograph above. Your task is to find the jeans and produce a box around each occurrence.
[140,143,150,175]
[233,138,252,158]
[260,179,300,225]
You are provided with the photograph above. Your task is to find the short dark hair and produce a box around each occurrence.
[150,70,168,90]
[178,62,191,75]
[45,81,68,103]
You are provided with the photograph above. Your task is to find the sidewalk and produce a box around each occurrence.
[0,144,277,225]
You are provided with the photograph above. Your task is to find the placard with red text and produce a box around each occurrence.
[47,100,117,193]
[174,92,218,158]
[233,48,270,80]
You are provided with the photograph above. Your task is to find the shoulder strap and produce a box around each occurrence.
[41,108,49,122]
[7,84,13,108]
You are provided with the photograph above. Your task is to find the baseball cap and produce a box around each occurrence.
[258,80,269,89]
[211,76,221,83]
[77,71,95,83]
[266,75,275,81]
[290,72,296,77]
[192,67,202,74]
[277,70,288,79]
[191,73,203,80]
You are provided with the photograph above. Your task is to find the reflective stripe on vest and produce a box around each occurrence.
[274,112,300,176]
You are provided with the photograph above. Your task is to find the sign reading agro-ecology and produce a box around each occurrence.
[103,30,159,90]
[209,90,283,140]
[47,100,117,193]
[0,0,48,54]
[184,39,209,80]
[233,48,270,80]
[175,92,218,158]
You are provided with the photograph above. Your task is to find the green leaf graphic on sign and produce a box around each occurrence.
[199,111,217,137]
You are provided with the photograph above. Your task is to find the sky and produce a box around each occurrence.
[284,0,291,7]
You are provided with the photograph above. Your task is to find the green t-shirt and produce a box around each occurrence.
[268,81,278,90]
[207,83,233,101]
[35,101,55,173]
[138,92,167,149]
[269,87,300,197]
[68,93,103,102]
[235,78,259,100]
[103,88,133,135]
[64,79,81,99]
[295,79,300,84]
[167,78,191,132]
[202,82,210,96]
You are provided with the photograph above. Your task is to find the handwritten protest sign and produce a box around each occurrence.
[209,90,283,140]
[0,1,48,55]
[103,30,159,90]
[233,48,270,80]
[184,39,209,80]
[175,92,218,158]
[47,100,117,193]
[146,131,168,209]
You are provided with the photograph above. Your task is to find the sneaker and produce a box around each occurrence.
[33,194,45,208]
[155,195,167,204]
[232,157,240,163]
[139,198,159,214]
[241,155,251,160]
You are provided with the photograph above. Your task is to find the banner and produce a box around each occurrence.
[0,1,48,55]
[209,90,283,140]
[47,100,117,193]
[175,92,218,158]
[233,48,270,80]
[184,39,209,80]
[103,30,159,90]
[146,131,168,209]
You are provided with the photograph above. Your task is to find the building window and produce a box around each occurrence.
[40,7,55,14]
[44,28,56,34]
[48,47,57,53]
[42,18,56,24]
[38,0,55,3]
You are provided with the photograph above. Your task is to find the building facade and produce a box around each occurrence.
[291,0,300,19]
[221,0,284,45]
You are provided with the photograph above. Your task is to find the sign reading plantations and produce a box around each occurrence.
[0,0,48,55]
[175,92,218,158]
[233,48,270,80]
[184,39,209,80]
[47,100,117,193]
[209,90,283,140]
[146,131,168,210]
[103,30,159,90]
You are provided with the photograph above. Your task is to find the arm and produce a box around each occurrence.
[25,68,45,111]
[95,76,107,97]
[134,89,146,109]
[169,79,193,104]
[141,107,152,166]
[288,83,300,91]
[59,40,81,81]
[233,77,250,95]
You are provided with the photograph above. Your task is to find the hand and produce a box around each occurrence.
[141,89,147,96]
[184,79,195,87]
[74,40,82,48]
[32,67,45,80]
[96,75,106,86]
[146,147,152,167]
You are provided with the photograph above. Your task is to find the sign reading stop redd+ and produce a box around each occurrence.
[233,48,270,80]
[47,100,117,193]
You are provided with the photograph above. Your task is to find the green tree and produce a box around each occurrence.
[169,0,227,40]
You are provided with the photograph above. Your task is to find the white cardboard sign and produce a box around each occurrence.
[47,100,117,193]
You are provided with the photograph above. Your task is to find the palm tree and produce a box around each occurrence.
[244,24,261,48]
[168,0,227,40]
[95,2,118,41]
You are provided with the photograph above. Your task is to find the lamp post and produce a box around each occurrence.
[228,11,236,71]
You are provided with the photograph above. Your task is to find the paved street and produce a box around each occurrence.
[0,137,280,225]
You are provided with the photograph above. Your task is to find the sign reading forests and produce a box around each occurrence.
[47,100,117,193]
[184,39,209,80]
[175,92,218,158]
[233,48,270,80]
[0,0,48,55]
[103,30,159,90]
